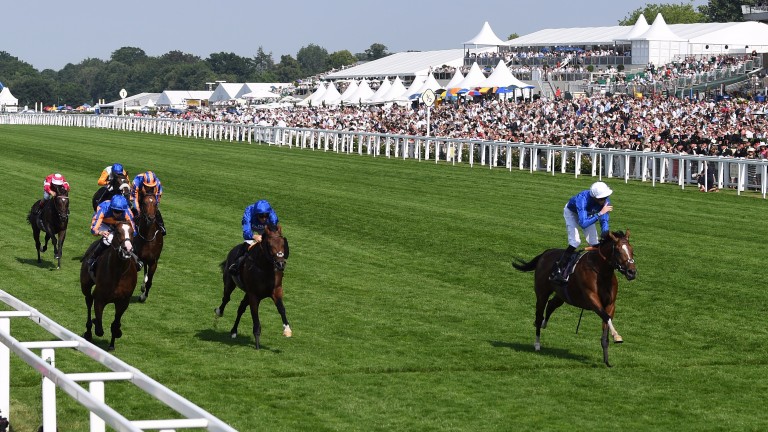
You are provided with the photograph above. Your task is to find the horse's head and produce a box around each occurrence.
[112,221,135,260]
[53,195,70,223]
[600,229,636,281]
[112,174,131,199]
[139,192,157,223]
[261,224,288,272]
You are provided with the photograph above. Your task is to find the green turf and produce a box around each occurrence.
[0,125,767,431]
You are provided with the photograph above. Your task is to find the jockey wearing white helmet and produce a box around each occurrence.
[550,181,614,283]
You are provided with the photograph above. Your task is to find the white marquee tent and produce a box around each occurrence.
[366,78,392,104]
[0,87,19,112]
[464,21,505,46]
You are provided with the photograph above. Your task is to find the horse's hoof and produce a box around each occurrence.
[108,345,115,351]
[83,332,92,342]
[283,325,292,337]
[138,294,147,303]
[614,336,624,344]
[214,307,223,318]
[534,342,541,351]
[230,332,237,339]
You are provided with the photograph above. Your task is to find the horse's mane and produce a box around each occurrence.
[599,230,626,245]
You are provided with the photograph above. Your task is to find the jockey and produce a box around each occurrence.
[228,199,279,275]
[35,173,70,214]
[97,163,128,188]
[87,195,142,273]
[550,181,614,283]
[131,170,167,235]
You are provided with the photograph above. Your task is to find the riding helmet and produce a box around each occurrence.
[109,195,129,212]
[51,173,65,185]
[112,163,124,174]
[255,199,272,215]
[590,181,613,199]
[142,171,157,187]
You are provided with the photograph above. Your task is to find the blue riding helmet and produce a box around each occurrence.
[255,199,272,215]
[112,163,124,174]
[109,195,129,212]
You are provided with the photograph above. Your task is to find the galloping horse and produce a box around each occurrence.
[92,172,131,211]
[512,230,636,367]
[215,225,291,349]
[80,221,138,350]
[27,185,69,269]
[133,189,164,303]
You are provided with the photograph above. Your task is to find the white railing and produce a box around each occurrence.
[0,290,237,432]
[1,113,766,198]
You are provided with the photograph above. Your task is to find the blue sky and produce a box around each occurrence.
[5,0,709,71]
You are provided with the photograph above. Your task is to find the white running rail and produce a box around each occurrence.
[0,290,237,432]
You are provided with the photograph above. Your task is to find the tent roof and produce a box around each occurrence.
[100,92,161,109]
[0,87,18,105]
[620,14,649,40]
[298,83,326,106]
[504,25,632,47]
[367,78,392,103]
[414,73,442,97]
[464,21,505,46]
[379,77,408,103]
[155,90,212,106]
[236,82,291,98]
[319,82,343,105]
[444,69,465,90]
[453,63,486,90]
[635,13,684,41]
[478,60,533,89]
[325,48,493,80]
[208,83,244,103]
[344,79,375,103]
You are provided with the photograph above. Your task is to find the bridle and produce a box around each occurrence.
[136,193,160,241]
[257,230,287,272]
[595,237,635,276]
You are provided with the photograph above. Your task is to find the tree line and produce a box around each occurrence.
[0,43,390,107]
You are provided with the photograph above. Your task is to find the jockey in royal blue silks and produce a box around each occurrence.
[87,195,142,273]
[550,181,614,283]
[228,199,279,275]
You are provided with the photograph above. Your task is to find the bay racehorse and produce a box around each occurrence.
[215,224,291,349]
[92,172,131,211]
[512,230,636,367]
[27,185,69,269]
[80,221,138,350]
[133,189,164,303]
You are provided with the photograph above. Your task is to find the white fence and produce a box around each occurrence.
[0,290,237,432]
[1,113,766,198]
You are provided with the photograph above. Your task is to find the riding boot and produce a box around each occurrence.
[550,245,576,283]
[156,208,167,235]
[87,241,110,275]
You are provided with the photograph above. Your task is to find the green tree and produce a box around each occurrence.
[364,43,390,60]
[328,50,357,69]
[56,82,90,106]
[507,33,520,40]
[157,63,216,90]
[619,2,705,25]
[252,46,275,74]
[11,75,55,106]
[296,44,329,76]
[0,51,38,82]
[273,55,302,83]
[205,52,254,81]
[160,50,202,64]
[110,47,148,64]
[699,0,753,22]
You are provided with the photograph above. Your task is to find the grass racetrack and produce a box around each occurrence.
[1,125,767,431]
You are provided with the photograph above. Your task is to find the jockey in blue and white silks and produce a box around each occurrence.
[229,199,279,275]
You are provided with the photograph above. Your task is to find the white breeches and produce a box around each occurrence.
[564,207,598,248]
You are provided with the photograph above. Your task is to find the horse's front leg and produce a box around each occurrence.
[109,299,129,351]
[41,231,50,253]
[272,286,292,337]
[83,287,94,341]
[94,301,106,338]
[601,325,611,367]
[230,295,249,338]
[139,261,156,302]
[247,295,262,349]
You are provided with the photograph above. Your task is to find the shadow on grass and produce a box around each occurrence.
[195,327,282,353]
[489,340,593,364]
[15,256,57,270]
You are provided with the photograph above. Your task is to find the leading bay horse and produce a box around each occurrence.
[92,172,131,211]
[80,221,138,350]
[27,185,69,269]
[214,224,291,349]
[512,230,636,367]
[133,189,164,303]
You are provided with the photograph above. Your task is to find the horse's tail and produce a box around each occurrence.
[220,260,227,273]
[512,253,544,272]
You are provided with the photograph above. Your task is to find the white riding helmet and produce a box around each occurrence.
[590,181,613,199]
[51,173,65,185]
